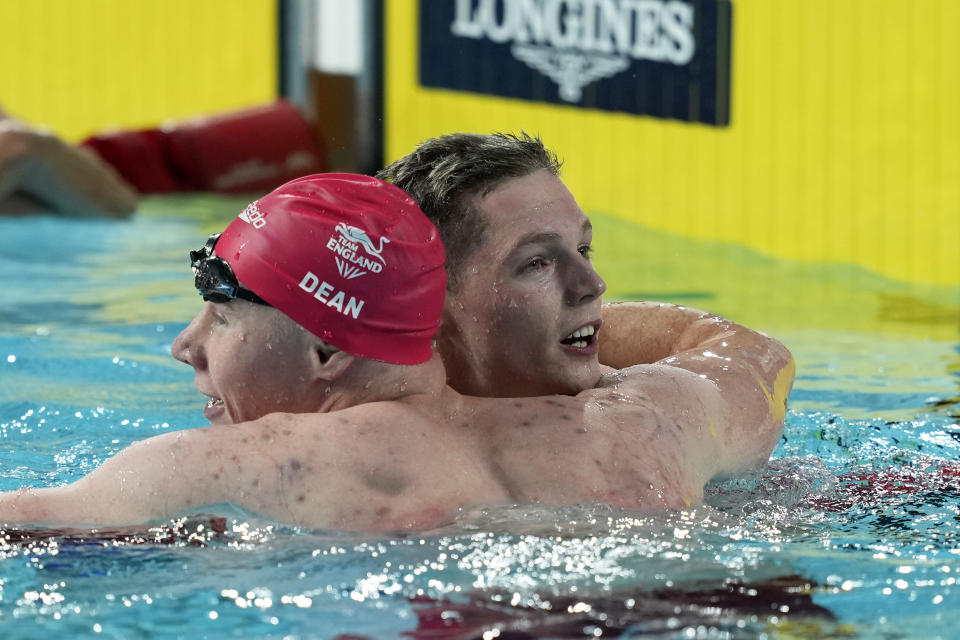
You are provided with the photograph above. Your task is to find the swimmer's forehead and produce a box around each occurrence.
[505,220,594,253]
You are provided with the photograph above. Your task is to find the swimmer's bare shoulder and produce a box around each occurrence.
[458,387,703,509]
[207,406,504,529]
[579,366,728,504]
[594,302,795,482]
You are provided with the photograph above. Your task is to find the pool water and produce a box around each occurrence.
[1,202,958,639]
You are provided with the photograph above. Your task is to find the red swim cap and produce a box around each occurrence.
[215,174,446,365]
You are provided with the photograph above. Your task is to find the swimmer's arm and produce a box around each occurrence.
[600,301,722,367]
[0,118,137,217]
[0,420,358,528]
[0,431,223,526]
[610,307,795,476]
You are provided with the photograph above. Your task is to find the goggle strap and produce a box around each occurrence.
[191,233,270,307]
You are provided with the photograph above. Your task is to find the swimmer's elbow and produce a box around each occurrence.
[0,127,39,163]
[768,347,796,422]
[770,337,795,378]
[749,332,795,423]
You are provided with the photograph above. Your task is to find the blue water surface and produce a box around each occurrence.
[1,210,958,639]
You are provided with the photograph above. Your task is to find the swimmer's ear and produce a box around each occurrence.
[315,341,339,364]
[312,341,354,381]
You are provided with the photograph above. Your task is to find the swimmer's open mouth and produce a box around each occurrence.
[560,324,597,348]
[201,392,227,422]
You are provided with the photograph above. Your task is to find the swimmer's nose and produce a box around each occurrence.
[171,312,207,370]
[565,259,606,307]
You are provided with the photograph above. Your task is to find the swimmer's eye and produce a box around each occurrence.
[520,257,550,273]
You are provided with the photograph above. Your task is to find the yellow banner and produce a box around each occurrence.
[0,0,277,142]
[385,0,959,287]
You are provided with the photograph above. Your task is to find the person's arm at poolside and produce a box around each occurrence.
[601,302,795,475]
[0,116,137,217]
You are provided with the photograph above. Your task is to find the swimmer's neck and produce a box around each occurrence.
[318,351,449,412]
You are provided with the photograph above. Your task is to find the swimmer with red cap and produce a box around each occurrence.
[175,173,448,425]
[1,174,792,531]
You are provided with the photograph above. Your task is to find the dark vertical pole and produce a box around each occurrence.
[277,0,290,99]
[364,0,385,173]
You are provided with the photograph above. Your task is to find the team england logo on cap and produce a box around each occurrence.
[238,202,266,228]
[325,222,390,280]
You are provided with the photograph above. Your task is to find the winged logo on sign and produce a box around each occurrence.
[511,44,631,102]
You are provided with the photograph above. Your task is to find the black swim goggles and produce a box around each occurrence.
[189,233,270,305]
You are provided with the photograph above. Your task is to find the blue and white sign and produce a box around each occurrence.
[419,0,733,125]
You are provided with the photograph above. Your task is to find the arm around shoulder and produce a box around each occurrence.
[606,303,795,477]
[600,301,724,367]
[670,312,794,474]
